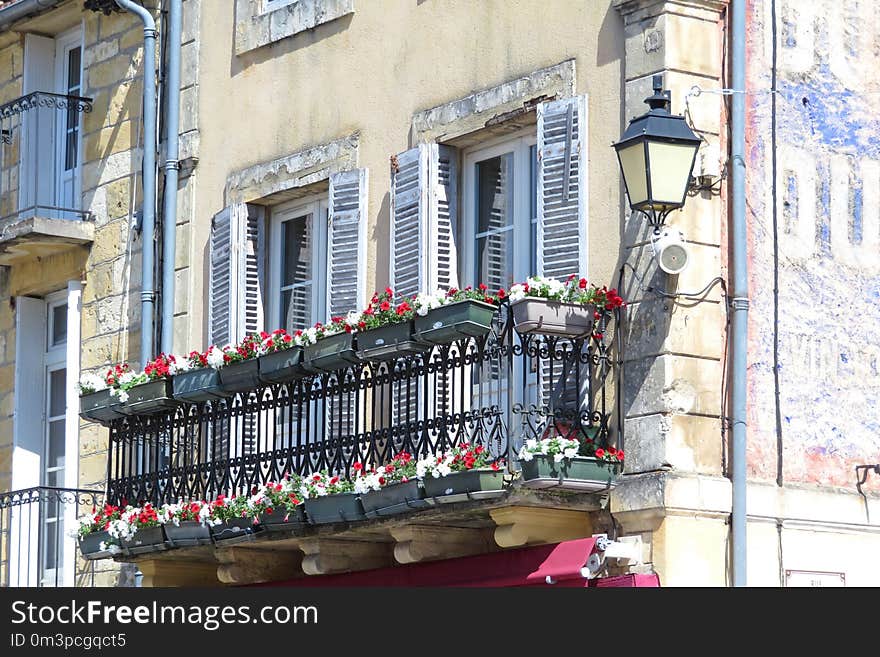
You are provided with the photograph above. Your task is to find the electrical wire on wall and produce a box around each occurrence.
[771,0,784,489]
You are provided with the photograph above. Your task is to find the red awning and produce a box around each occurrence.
[260,538,656,588]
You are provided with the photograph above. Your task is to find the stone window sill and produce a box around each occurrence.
[235,0,354,56]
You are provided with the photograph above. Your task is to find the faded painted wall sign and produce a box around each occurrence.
[746,0,880,486]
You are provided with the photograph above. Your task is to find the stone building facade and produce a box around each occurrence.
[0,0,876,588]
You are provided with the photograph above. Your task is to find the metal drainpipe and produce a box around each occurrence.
[114,0,158,367]
[730,0,749,587]
[160,0,182,355]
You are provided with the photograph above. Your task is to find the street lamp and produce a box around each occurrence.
[614,75,702,231]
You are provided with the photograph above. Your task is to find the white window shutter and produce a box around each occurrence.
[537,95,588,280]
[328,168,368,316]
[20,34,55,215]
[209,203,264,347]
[390,143,459,298]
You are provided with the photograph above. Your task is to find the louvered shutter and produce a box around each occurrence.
[208,203,265,470]
[537,95,588,279]
[325,169,368,453]
[390,143,459,296]
[19,34,55,216]
[536,95,589,415]
[390,144,460,439]
[328,169,368,316]
[209,204,265,346]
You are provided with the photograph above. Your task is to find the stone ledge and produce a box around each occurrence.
[234,0,354,56]
[0,216,95,266]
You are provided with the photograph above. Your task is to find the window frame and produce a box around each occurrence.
[267,194,329,331]
[460,129,537,290]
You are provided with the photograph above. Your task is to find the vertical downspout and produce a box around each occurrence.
[160,0,182,355]
[730,0,749,587]
[114,0,157,367]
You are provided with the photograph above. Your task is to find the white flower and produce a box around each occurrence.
[563,447,579,459]
[205,346,225,369]
[78,372,107,394]
[110,388,129,403]
[508,283,528,302]
[345,310,362,328]
[518,447,534,462]
[553,452,565,463]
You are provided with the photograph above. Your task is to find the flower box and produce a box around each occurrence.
[257,506,308,532]
[413,299,497,345]
[422,468,506,501]
[209,517,262,542]
[119,526,167,556]
[303,493,366,524]
[163,520,212,547]
[79,389,125,425]
[78,530,115,560]
[218,359,262,393]
[172,368,227,403]
[258,346,308,384]
[356,321,429,362]
[510,297,596,338]
[520,454,621,492]
[120,379,179,416]
[302,332,360,373]
[359,479,427,518]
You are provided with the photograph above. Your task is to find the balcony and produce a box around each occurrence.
[0,487,101,587]
[0,92,94,265]
[101,305,623,583]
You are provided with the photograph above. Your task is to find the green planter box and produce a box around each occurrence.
[120,379,179,416]
[79,389,125,425]
[258,346,307,384]
[510,297,596,338]
[304,493,366,524]
[78,530,115,560]
[257,506,307,532]
[218,359,262,393]
[422,468,506,502]
[120,526,167,557]
[302,332,360,373]
[356,321,429,362]
[172,368,227,403]
[210,517,262,542]
[520,454,621,492]
[413,300,498,345]
[163,520,212,547]
[359,479,427,518]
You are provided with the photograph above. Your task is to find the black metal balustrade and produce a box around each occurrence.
[0,91,93,225]
[106,305,618,506]
[0,487,102,587]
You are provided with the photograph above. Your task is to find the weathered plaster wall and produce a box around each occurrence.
[192,0,625,350]
[745,0,880,489]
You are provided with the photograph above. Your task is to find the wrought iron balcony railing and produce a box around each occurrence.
[0,91,93,225]
[106,306,618,506]
[0,486,102,587]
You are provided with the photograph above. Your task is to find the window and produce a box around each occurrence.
[268,197,329,332]
[461,133,538,290]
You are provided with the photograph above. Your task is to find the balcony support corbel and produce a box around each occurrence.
[490,506,592,548]
[298,538,393,576]
[390,525,496,565]
[215,547,305,585]
[137,559,222,587]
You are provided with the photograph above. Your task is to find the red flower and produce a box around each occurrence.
[379,301,391,312]
[595,448,605,458]
[385,287,394,297]
[616,449,625,460]
[579,278,587,289]
[497,289,506,299]
[478,283,487,291]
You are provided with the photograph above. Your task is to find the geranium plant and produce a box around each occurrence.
[260,328,296,353]
[157,500,210,527]
[413,284,501,316]
[359,288,415,330]
[77,371,109,395]
[78,503,122,537]
[299,471,355,498]
[519,421,624,464]
[247,478,304,521]
[143,353,189,380]
[507,274,625,312]
[416,443,503,479]
[352,452,418,493]
[293,317,349,347]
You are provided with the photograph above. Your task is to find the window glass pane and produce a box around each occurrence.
[530,144,538,276]
[281,214,312,287]
[67,47,81,91]
[48,420,65,471]
[49,368,66,417]
[280,286,312,332]
[51,304,67,346]
[475,153,515,290]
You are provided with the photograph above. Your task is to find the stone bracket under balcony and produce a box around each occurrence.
[122,488,612,586]
[0,214,94,265]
